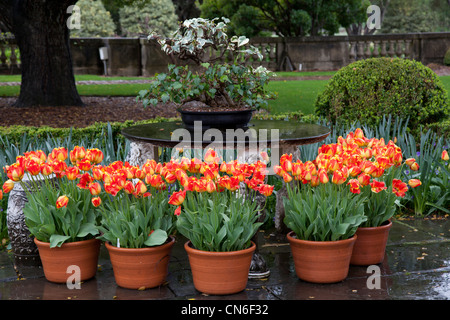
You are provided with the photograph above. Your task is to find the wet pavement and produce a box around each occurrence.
[0,217,449,302]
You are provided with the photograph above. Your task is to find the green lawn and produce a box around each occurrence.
[1,73,449,116]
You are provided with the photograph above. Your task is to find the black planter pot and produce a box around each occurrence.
[177,108,255,131]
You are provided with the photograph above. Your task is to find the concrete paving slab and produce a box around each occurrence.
[0,218,449,302]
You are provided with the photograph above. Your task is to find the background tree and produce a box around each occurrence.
[199,0,369,37]
[379,0,450,33]
[119,0,178,37]
[380,0,439,33]
[172,0,202,21]
[0,0,84,107]
[70,0,116,37]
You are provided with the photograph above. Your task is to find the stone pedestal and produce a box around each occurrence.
[6,177,41,269]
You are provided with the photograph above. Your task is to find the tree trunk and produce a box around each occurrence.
[12,0,84,107]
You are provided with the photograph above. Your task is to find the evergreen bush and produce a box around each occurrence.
[315,57,449,134]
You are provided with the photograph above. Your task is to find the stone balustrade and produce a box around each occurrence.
[0,32,448,76]
[0,37,20,74]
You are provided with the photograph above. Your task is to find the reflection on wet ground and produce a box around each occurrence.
[0,218,449,301]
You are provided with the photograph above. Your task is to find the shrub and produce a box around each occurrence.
[444,48,450,66]
[119,0,178,37]
[315,58,449,135]
[70,0,116,38]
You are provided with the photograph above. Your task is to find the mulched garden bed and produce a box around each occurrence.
[0,96,179,128]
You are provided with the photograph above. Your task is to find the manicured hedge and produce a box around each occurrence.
[315,57,450,136]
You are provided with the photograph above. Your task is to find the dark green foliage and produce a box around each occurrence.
[444,48,450,66]
[315,58,450,135]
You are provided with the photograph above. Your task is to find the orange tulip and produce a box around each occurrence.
[135,168,146,180]
[86,148,104,164]
[77,159,92,172]
[91,197,102,207]
[174,206,181,216]
[104,183,121,196]
[204,148,219,163]
[348,166,361,177]
[282,159,293,172]
[2,179,14,194]
[258,184,274,196]
[40,163,53,176]
[205,179,217,193]
[409,162,419,171]
[88,182,102,196]
[24,158,41,176]
[0,190,2,201]
[56,195,69,209]
[392,179,408,197]
[92,166,104,180]
[369,180,387,193]
[7,163,24,182]
[134,180,148,195]
[280,154,293,165]
[331,170,346,185]
[77,172,94,190]
[310,175,320,187]
[123,181,135,194]
[357,173,371,186]
[51,159,68,177]
[70,146,86,164]
[168,189,186,206]
[442,150,449,161]
[405,158,416,166]
[65,166,80,181]
[347,179,361,194]
[283,173,293,183]
[260,151,269,163]
[49,147,68,162]
[164,172,177,184]
[318,168,329,184]
[24,150,46,164]
[408,179,422,188]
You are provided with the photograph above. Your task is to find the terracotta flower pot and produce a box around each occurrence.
[34,237,101,283]
[184,241,256,295]
[287,231,356,283]
[105,236,175,290]
[350,220,392,266]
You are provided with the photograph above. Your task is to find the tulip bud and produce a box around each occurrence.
[442,150,449,161]
[408,179,422,188]
[56,195,69,209]
[91,197,102,207]
[134,180,147,195]
[2,179,14,193]
[405,158,416,166]
[88,182,102,196]
[409,162,419,171]
[168,189,186,206]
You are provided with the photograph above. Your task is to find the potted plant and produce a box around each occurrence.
[137,17,276,130]
[169,149,274,295]
[344,130,422,265]
[277,152,367,283]
[92,159,177,290]
[2,147,103,283]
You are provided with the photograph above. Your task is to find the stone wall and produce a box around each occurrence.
[1,32,449,76]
